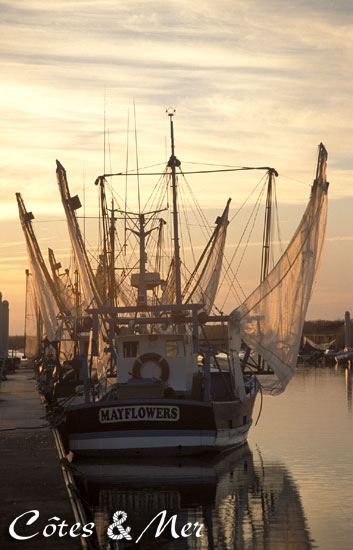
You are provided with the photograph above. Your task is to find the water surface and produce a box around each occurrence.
[74,364,353,549]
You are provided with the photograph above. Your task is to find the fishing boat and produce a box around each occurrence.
[18,110,329,456]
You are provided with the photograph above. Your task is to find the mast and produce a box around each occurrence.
[167,109,182,306]
[138,213,147,305]
[260,168,278,283]
[128,211,164,305]
[257,168,278,371]
[109,199,116,307]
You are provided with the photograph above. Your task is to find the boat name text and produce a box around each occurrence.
[99,405,180,423]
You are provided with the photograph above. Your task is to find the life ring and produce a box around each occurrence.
[132,353,170,382]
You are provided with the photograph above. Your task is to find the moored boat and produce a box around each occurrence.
[18,110,329,456]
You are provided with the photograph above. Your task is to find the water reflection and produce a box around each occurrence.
[74,444,313,549]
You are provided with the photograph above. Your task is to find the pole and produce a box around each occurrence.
[138,213,147,305]
[109,199,115,307]
[24,269,29,358]
[167,109,182,306]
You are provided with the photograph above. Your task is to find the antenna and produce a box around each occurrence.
[103,90,107,174]
[133,99,141,213]
[124,110,130,255]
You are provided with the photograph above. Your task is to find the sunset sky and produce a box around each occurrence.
[1,0,353,334]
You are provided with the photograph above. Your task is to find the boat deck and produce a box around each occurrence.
[0,362,82,549]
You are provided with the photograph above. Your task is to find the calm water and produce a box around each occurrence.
[74,364,353,549]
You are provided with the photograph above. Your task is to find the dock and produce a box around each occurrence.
[0,362,83,549]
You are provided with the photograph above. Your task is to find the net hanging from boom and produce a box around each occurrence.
[230,144,329,395]
[56,160,103,309]
[16,193,61,342]
[24,271,42,359]
[183,199,231,314]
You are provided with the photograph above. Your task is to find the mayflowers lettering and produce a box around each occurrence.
[99,405,180,423]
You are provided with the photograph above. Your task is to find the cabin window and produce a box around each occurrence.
[123,341,139,358]
[166,340,179,357]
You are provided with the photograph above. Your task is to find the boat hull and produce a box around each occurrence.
[64,389,258,457]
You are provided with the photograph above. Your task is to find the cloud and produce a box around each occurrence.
[1,0,353,331]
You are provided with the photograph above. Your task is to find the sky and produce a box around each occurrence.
[1,0,353,334]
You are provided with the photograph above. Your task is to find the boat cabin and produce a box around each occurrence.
[114,332,196,394]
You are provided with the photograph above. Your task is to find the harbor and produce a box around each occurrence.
[2,2,353,547]
[0,111,351,550]
[1,355,352,548]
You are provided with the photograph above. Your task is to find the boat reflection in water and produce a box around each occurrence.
[74,444,313,549]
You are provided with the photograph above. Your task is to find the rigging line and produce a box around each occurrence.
[103,89,106,175]
[124,110,129,255]
[178,221,220,228]
[133,98,141,214]
[229,173,267,224]
[97,181,103,257]
[178,240,243,315]
[104,182,137,262]
[100,166,275,177]
[184,224,222,305]
[239,191,327,323]
[179,171,212,242]
[181,173,212,234]
[123,224,142,267]
[274,180,283,255]
[105,180,124,209]
[119,162,167,174]
[31,219,72,223]
[179,182,196,265]
[221,180,267,285]
[212,204,252,301]
[178,170,246,302]
[182,161,250,168]
[234,183,267,280]
[118,258,141,287]
[108,128,113,186]
[218,256,247,304]
[181,206,221,302]
[219,181,267,311]
[143,171,167,214]
[280,173,312,188]
[143,181,168,252]
[223,182,266,309]
[162,217,225,312]
[178,201,187,290]
[219,240,248,300]
[148,172,168,212]
[82,166,86,245]
[145,215,169,268]
[144,178,169,260]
